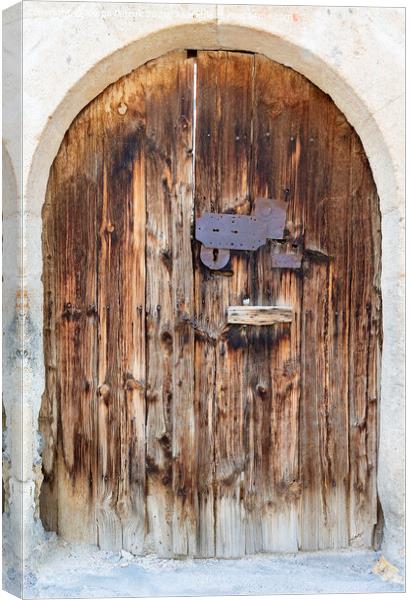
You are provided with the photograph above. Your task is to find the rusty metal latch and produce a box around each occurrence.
[195,198,287,269]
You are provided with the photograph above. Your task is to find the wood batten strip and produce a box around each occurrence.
[227,306,293,325]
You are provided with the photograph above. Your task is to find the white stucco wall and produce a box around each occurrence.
[2,1,405,568]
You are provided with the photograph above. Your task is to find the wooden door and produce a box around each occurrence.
[40,50,381,558]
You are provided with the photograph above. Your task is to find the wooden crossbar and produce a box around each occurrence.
[227,305,293,325]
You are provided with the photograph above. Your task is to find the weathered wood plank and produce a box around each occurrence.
[299,77,380,550]
[243,55,305,553]
[196,50,254,558]
[170,56,197,557]
[216,51,254,558]
[93,70,149,552]
[227,306,293,325]
[193,51,220,558]
[145,51,196,556]
[299,86,346,551]
[41,100,101,543]
[116,96,147,554]
[314,104,352,550]
[145,58,175,557]
[95,163,122,551]
[347,134,381,547]
[299,258,329,549]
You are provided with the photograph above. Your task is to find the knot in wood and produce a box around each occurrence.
[124,377,144,391]
[98,384,110,398]
[257,384,267,397]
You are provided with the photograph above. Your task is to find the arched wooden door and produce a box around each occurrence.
[40,50,381,558]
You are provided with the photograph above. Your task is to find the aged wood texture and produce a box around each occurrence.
[41,50,381,557]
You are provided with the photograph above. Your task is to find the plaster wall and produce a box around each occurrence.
[2,1,405,568]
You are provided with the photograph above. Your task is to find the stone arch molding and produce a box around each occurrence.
[18,14,404,566]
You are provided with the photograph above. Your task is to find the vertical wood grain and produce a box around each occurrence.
[118,151,147,554]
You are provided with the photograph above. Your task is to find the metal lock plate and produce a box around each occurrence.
[196,198,287,269]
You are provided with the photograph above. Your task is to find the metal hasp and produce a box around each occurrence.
[196,198,287,269]
[271,250,303,269]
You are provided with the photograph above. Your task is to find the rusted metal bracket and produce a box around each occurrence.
[271,252,302,269]
[271,242,331,270]
[271,239,303,269]
[196,198,287,269]
[271,248,303,269]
